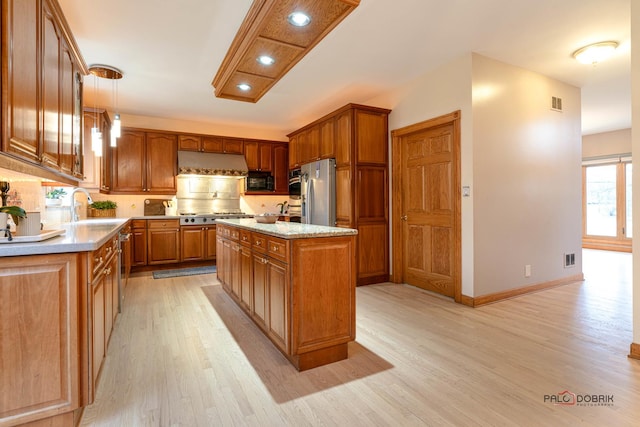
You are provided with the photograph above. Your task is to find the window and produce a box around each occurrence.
[583,158,632,252]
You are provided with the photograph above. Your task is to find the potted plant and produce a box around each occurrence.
[45,188,67,206]
[87,200,117,218]
[0,205,27,231]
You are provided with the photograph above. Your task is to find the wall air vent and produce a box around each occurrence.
[564,253,575,268]
[551,96,563,112]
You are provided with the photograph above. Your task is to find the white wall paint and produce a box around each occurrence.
[471,54,582,296]
[631,0,639,346]
[582,128,631,158]
[366,54,475,296]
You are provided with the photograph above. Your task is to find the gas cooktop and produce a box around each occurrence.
[178,212,253,225]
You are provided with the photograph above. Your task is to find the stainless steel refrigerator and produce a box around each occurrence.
[301,158,336,226]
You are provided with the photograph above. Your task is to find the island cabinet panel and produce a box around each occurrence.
[0,253,80,426]
[217,222,356,370]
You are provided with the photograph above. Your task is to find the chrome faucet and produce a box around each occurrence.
[69,188,93,222]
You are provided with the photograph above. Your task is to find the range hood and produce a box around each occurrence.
[177,150,248,176]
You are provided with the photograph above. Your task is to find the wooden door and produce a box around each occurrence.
[273,144,289,194]
[181,226,204,261]
[41,3,61,170]
[205,226,217,260]
[259,142,273,172]
[267,259,289,353]
[392,111,461,300]
[240,247,252,311]
[252,253,268,330]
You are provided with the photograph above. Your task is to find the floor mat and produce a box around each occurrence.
[152,265,216,279]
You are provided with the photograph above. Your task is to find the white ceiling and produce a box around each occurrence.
[57,0,631,137]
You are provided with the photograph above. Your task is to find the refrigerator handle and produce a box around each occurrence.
[308,179,314,224]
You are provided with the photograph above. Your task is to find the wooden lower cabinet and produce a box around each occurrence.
[147,219,180,265]
[181,225,216,262]
[216,223,356,370]
[0,253,80,426]
[131,219,147,267]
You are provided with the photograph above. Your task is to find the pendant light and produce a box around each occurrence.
[91,74,102,157]
[88,64,123,149]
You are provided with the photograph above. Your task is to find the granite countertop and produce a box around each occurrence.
[0,218,128,257]
[216,218,357,239]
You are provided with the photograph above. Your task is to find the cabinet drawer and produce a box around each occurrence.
[90,246,106,278]
[252,234,267,253]
[239,230,251,246]
[267,237,288,262]
[131,219,147,229]
[147,219,180,229]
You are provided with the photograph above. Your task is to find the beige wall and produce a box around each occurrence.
[471,54,582,296]
[631,0,639,346]
[583,128,631,158]
[366,53,475,295]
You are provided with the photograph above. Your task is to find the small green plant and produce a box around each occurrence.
[90,200,117,210]
[46,188,67,199]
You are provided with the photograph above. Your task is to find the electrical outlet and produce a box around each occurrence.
[525,264,531,278]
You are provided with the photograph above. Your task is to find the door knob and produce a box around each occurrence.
[401,215,408,221]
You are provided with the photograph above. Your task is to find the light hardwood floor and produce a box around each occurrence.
[81,249,640,426]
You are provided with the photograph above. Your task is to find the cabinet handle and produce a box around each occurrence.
[255,240,262,246]
[261,257,269,264]
[272,245,278,251]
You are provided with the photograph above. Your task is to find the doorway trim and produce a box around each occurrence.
[390,110,462,303]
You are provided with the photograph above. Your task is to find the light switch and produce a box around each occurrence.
[462,186,470,197]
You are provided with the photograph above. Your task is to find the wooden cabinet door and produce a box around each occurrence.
[0,253,80,425]
[111,130,145,192]
[288,134,299,169]
[259,142,273,172]
[335,110,352,166]
[132,225,147,266]
[181,226,204,261]
[202,136,223,152]
[221,239,231,290]
[244,140,259,170]
[319,119,335,159]
[231,243,242,299]
[41,3,61,170]
[147,221,180,265]
[92,274,105,382]
[216,236,224,282]
[178,134,201,151]
[145,132,177,193]
[104,265,113,350]
[240,247,252,311]
[222,138,243,154]
[267,259,289,353]
[273,144,289,194]
[59,41,75,176]
[251,253,269,330]
[205,226,217,260]
[3,0,40,162]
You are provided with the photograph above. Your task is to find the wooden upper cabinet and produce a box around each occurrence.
[244,140,274,172]
[178,134,202,151]
[111,130,146,192]
[356,110,388,165]
[319,119,335,160]
[288,134,299,169]
[41,4,61,170]
[222,137,244,154]
[335,110,352,166]
[145,132,177,193]
[273,144,289,194]
[3,0,40,162]
[202,136,223,152]
[2,0,86,182]
[110,130,176,194]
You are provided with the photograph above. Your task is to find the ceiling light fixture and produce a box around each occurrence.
[257,55,275,66]
[237,83,252,91]
[212,0,360,103]
[572,41,619,65]
[89,64,123,148]
[287,11,311,27]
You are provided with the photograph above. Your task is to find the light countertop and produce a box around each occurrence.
[0,218,128,257]
[216,218,357,239]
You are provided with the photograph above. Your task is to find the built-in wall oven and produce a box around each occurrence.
[288,169,302,222]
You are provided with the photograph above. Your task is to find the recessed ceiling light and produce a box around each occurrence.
[572,41,619,65]
[257,55,275,66]
[287,12,311,27]
[237,83,252,91]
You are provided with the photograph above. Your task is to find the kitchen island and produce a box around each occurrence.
[215,219,357,371]
[0,218,128,427]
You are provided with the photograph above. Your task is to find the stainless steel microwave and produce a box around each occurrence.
[246,172,274,192]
